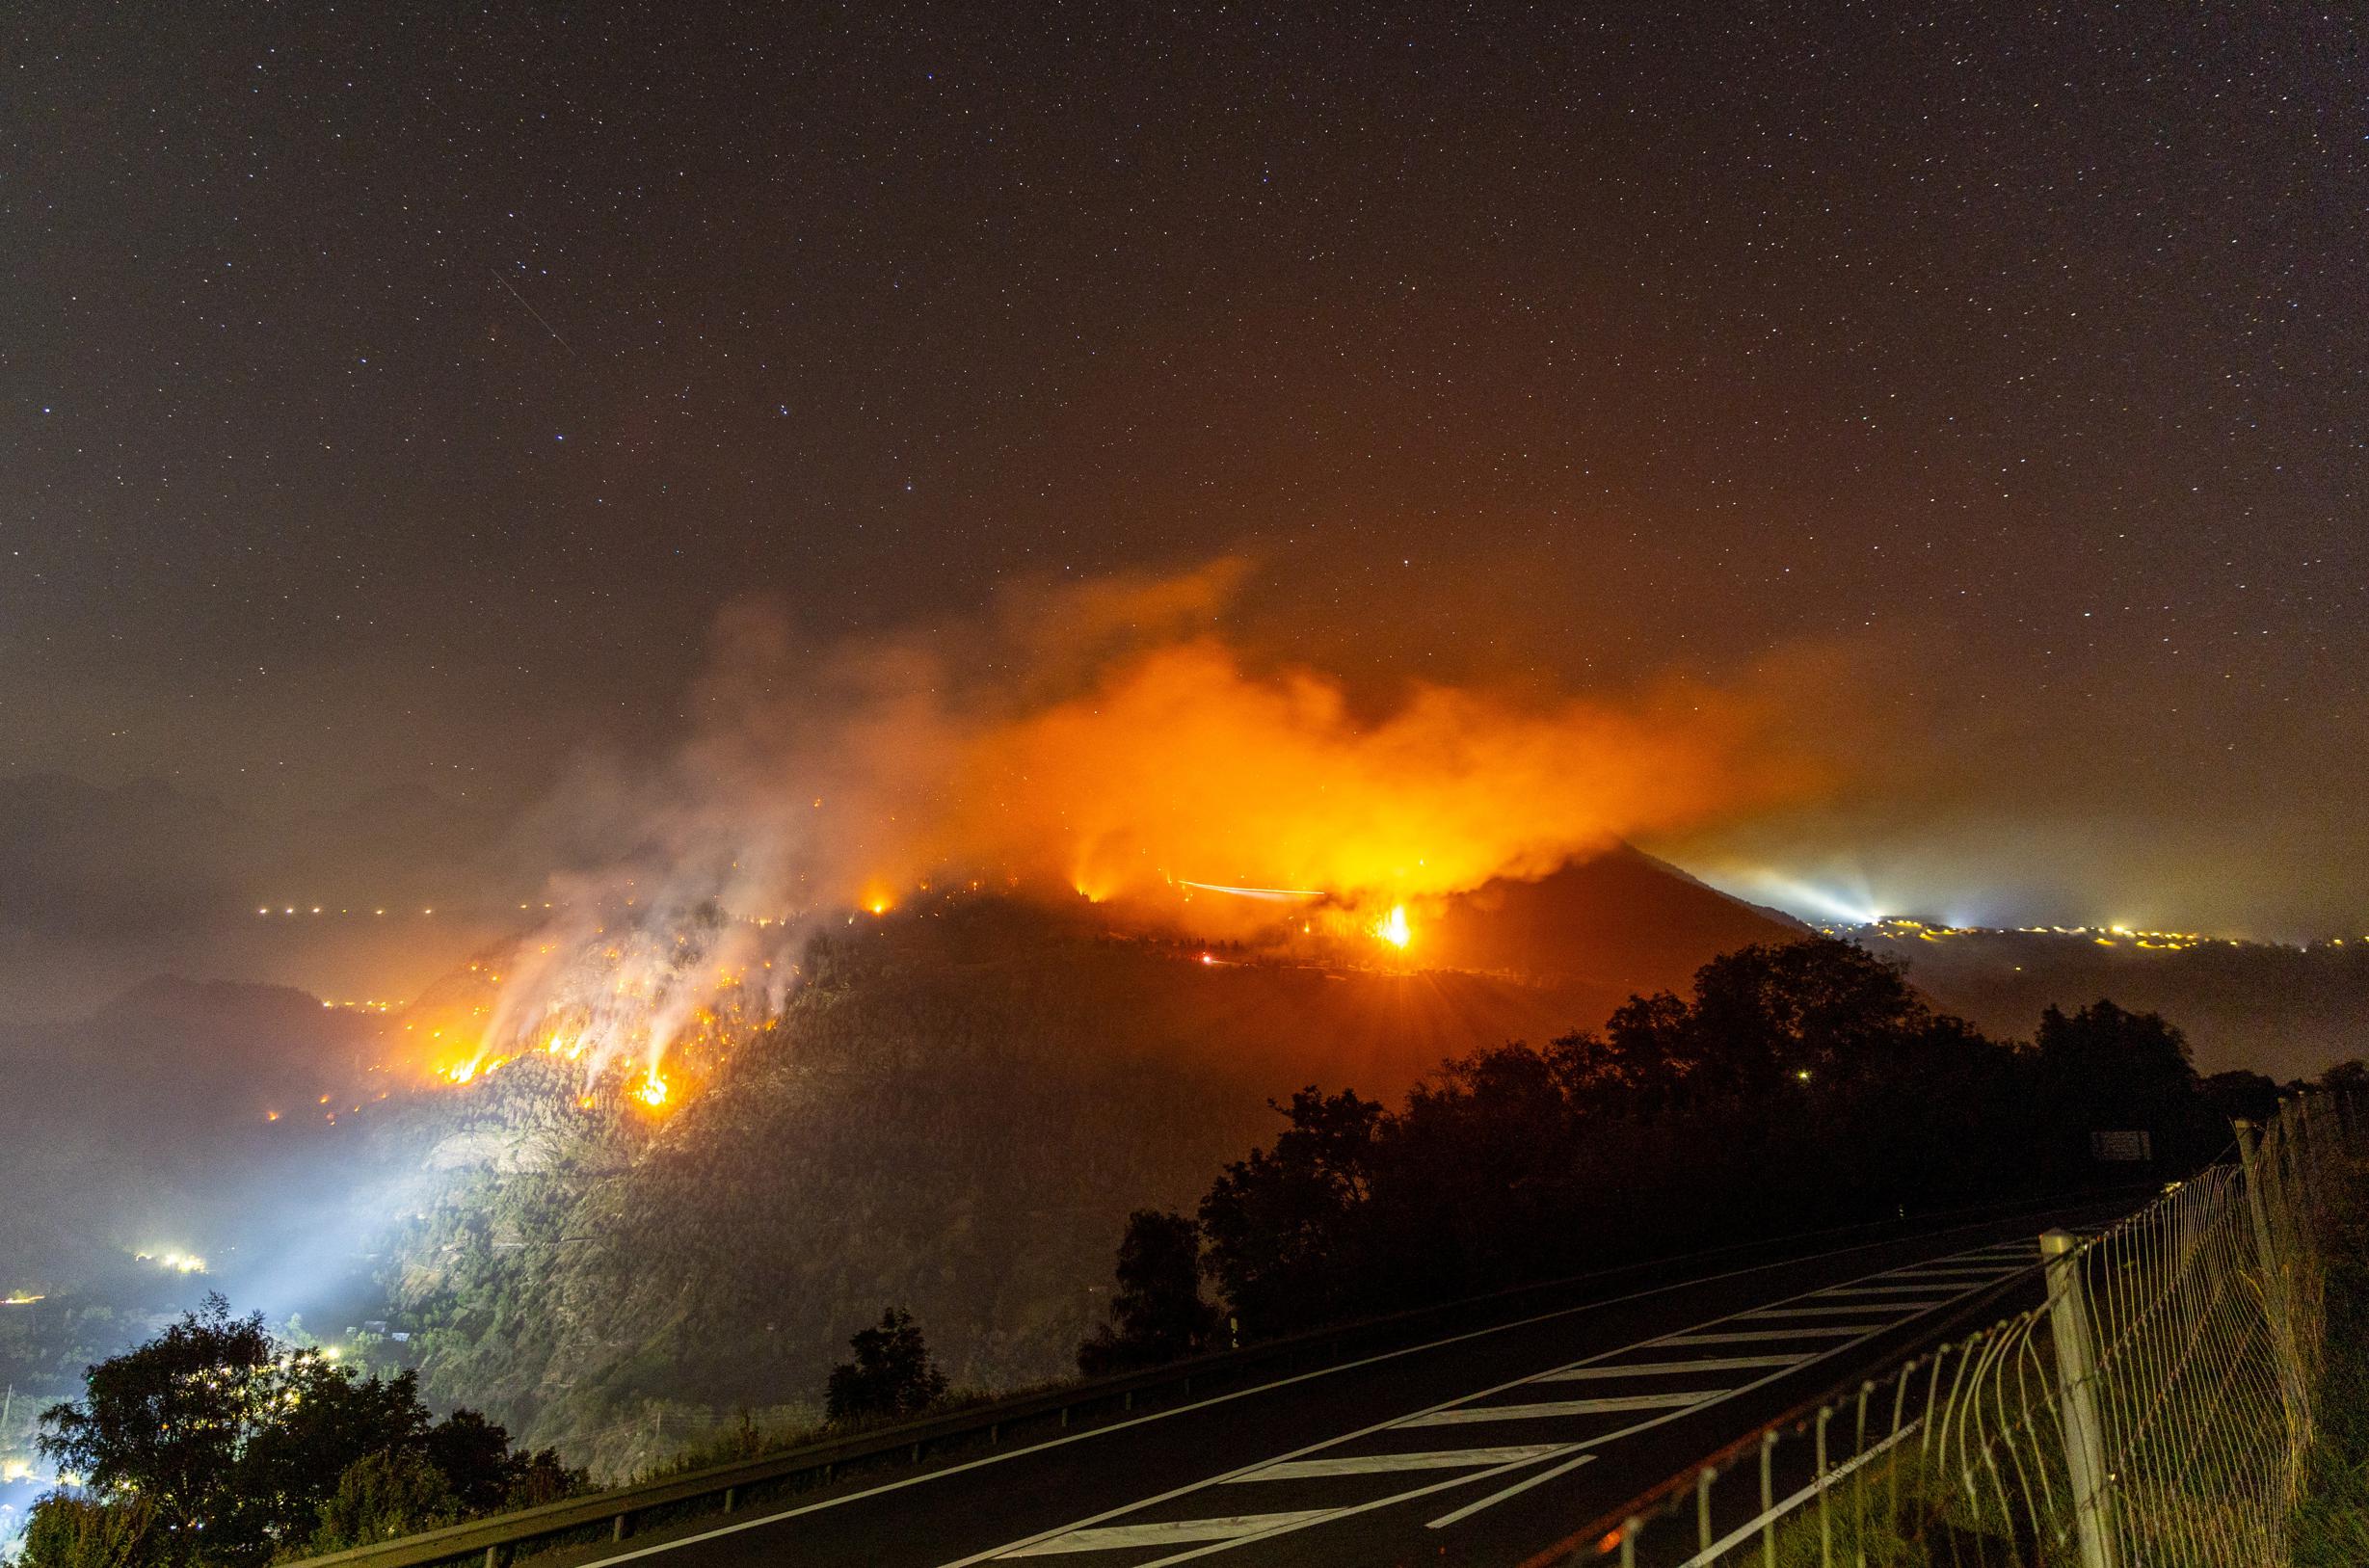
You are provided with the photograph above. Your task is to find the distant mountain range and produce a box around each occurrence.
[0,772,518,935]
[0,972,392,1262]
[1424,843,1807,992]
[1851,924,2369,1082]
[0,771,527,1021]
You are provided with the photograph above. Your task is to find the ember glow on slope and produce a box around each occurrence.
[437,897,792,1110]
[418,568,1824,1110]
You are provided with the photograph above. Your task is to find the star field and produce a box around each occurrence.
[3,4,2363,932]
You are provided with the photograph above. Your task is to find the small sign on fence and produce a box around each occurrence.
[2091,1129,2152,1161]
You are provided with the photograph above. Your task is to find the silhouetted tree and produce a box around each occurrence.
[35,1294,343,1565]
[2033,999,2210,1167]
[302,1450,458,1554]
[824,1308,947,1422]
[1078,1210,1221,1374]
[1199,1088,1386,1335]
[1168,939,2237,1343]
[17,1494,159,1568]
[2320,1058,2369,1096]
[1385,1046,1584,1297]
[418,1407,579,1513]
[237,1353,431,1529]
[2201,1069,2281,1126]
[33,1294,583,1568]
[420,1408,514,1512]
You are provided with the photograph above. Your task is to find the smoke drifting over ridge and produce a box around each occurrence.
[473,561,1829,1092]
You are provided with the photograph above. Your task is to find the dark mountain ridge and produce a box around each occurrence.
[374,850,1812,1471]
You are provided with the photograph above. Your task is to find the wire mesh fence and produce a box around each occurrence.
[1586,1093,2359,1568]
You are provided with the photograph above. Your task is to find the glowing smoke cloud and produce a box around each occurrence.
[466,560,1826,1100]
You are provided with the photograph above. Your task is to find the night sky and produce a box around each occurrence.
[6,5,2364,937]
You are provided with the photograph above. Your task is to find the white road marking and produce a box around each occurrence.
[1398,1392,1717,1425]
[529,1219,2052,1568]
[1657,1326,1872,1343]
[1818,1283,1988,1295]
[1125,1448,1585,1566]
[1133,1241,2049,1555]
[941,1367,1599,1565]
[1000,1511,1337,1555]
[1738,1304,1914,1318]
[1425,1450,1603,1529]
[1536,1354,1808,1379]
[939,1224,2076,1567]
[1892,1264,2021,1278]
[1411,1241,2055,1534]
[1225,1445,1567,1480]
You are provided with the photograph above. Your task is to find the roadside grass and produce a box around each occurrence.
[1718,1438,2068,1567]
[626,1379,1073,1484]
[2293,1150,2369,1567]
[1708,1146,2369,1568]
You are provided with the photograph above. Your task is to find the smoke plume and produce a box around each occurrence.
[466,560,1826,1092]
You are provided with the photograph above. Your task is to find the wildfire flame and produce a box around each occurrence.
[425,563,1815,1120]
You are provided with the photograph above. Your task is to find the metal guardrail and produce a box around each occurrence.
[281,1186,2149,1568]
[1539,1253,2058,1564]
[1543,1094,2359,1568]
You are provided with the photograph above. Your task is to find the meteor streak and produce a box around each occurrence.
[490,268,574,356]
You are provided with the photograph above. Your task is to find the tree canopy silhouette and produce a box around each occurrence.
[28,1295,580,1568]
[823,1308,948,1423]
[1077,1210,1223,1374]
[1132,939,2256,1344]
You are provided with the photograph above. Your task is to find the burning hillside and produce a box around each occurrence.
[367,855,1813,1468]
[404,563,1825,1114]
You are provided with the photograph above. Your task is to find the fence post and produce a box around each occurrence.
[2040,1229,2116,1568]
[1759,1428,1779,1567]
[1814,1402,1834,1565]
[2235,1117,2303,1409]
[2234,1122,2287,1301]
[2276,1100,2317,1213]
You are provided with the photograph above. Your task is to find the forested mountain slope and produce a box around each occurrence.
[385,859,1797,1472]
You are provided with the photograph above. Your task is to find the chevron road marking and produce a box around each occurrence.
[1397,1392,1718,1425]
[1536,1354,1809,1379]
[500,1214,2065,1568]
[1657,1325,1873,1343]
[1424,1448,1608,1530]
[1224,1445,1566,1481]
[999,1511,1338,1555]
[935,1228,2066,1567]
[949,1370,1606,1564]
[1047,1449,1592,1566]
[1890,1270,2018,1282]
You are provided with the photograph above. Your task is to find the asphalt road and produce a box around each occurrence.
[563,1202,2130,1568]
